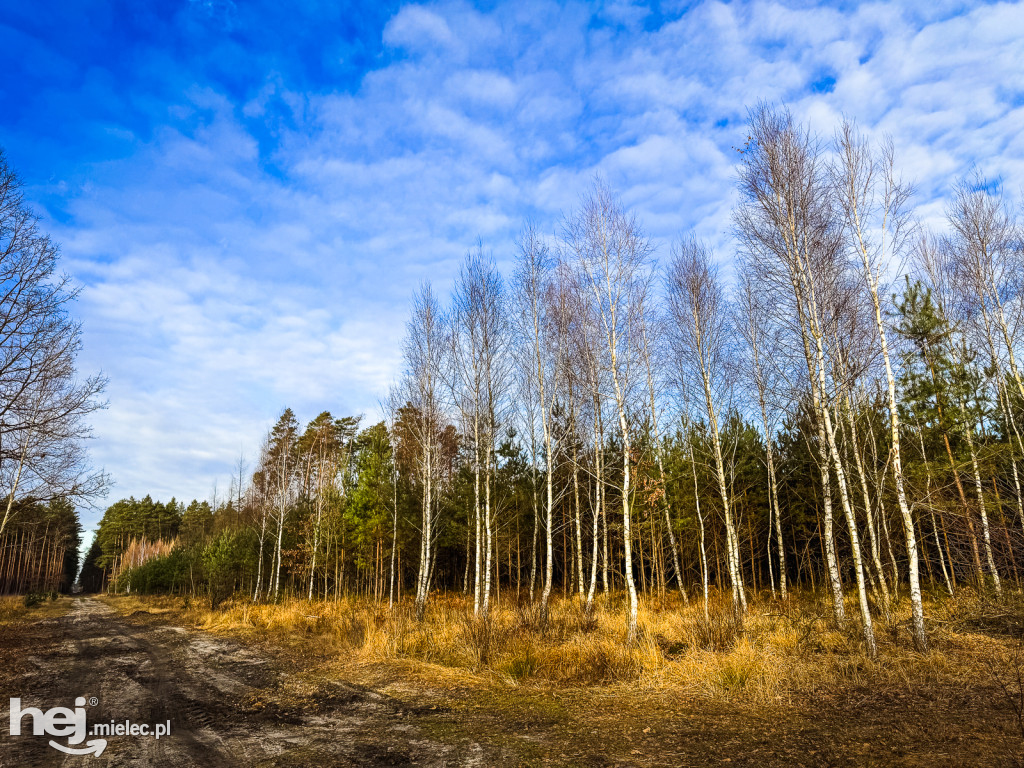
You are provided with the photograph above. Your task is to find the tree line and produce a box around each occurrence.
[0,498,80,594]
[100,105,1024,654]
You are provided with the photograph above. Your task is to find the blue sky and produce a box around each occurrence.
[1,0,1022,534]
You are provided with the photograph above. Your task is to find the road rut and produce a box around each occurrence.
[0,598,479,767]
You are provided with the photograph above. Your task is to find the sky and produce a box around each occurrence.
[1,0,1022,536]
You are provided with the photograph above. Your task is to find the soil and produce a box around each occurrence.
[0,597,1021,767]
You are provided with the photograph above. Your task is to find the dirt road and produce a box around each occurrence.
[0,598,483,767]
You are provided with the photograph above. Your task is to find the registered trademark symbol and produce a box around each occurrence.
[88,697,98,707]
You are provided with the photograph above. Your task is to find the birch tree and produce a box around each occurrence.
[447,251,488,615]
[912,244,989,586]
[565,180,653,641]
[735,106,846,625]
[736,270,788,600]
[448,249,510,616]
[254,408,299,602]
[946,176,1024,580]
[400,283,446,620]
[575,290,610,608]
[667,238,746,617]
[833,123,927,649]
[251,435,273,601]
[513,223,564,622]
[736,105,876,655]
[946,176,1024,403]
[638,287,687,601]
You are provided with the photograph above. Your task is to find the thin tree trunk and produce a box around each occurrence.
[689,436,710,619]
[963,413,1001,595]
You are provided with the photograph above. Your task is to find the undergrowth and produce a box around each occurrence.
[105,588,1024,704]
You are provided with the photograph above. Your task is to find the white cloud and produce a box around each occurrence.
[383,5,458,52]
[23,0,1024,526]
[447,70,520,110]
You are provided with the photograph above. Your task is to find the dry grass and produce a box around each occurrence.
[103,587,1024,707]
[0,596,32,624]
[0,594,71,624]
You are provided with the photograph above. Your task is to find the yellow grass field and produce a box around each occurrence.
[93,588,1024,765]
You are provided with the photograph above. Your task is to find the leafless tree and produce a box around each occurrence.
[946,176,1024,401]
[513,222,565,622]
[384,389,402,609]
[572,284,610,609]
[559,271,590,600]
[251,436,272,601]
[946,176,1024,588]
[736,269,788,600]
[638,286,688,602]
[735,105,876,655]
[447,247,511,616]
[832,122,927,649]
[917,236,992,588]
[400,283,447,619]
[565,179,654,641]
[667,237,746,617]
[0,149,107,536]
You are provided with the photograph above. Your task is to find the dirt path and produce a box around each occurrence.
[0,598,481,767]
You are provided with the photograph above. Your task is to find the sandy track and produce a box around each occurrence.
[1,598,479,767]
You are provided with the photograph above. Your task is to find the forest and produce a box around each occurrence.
[81,105,1024,671]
